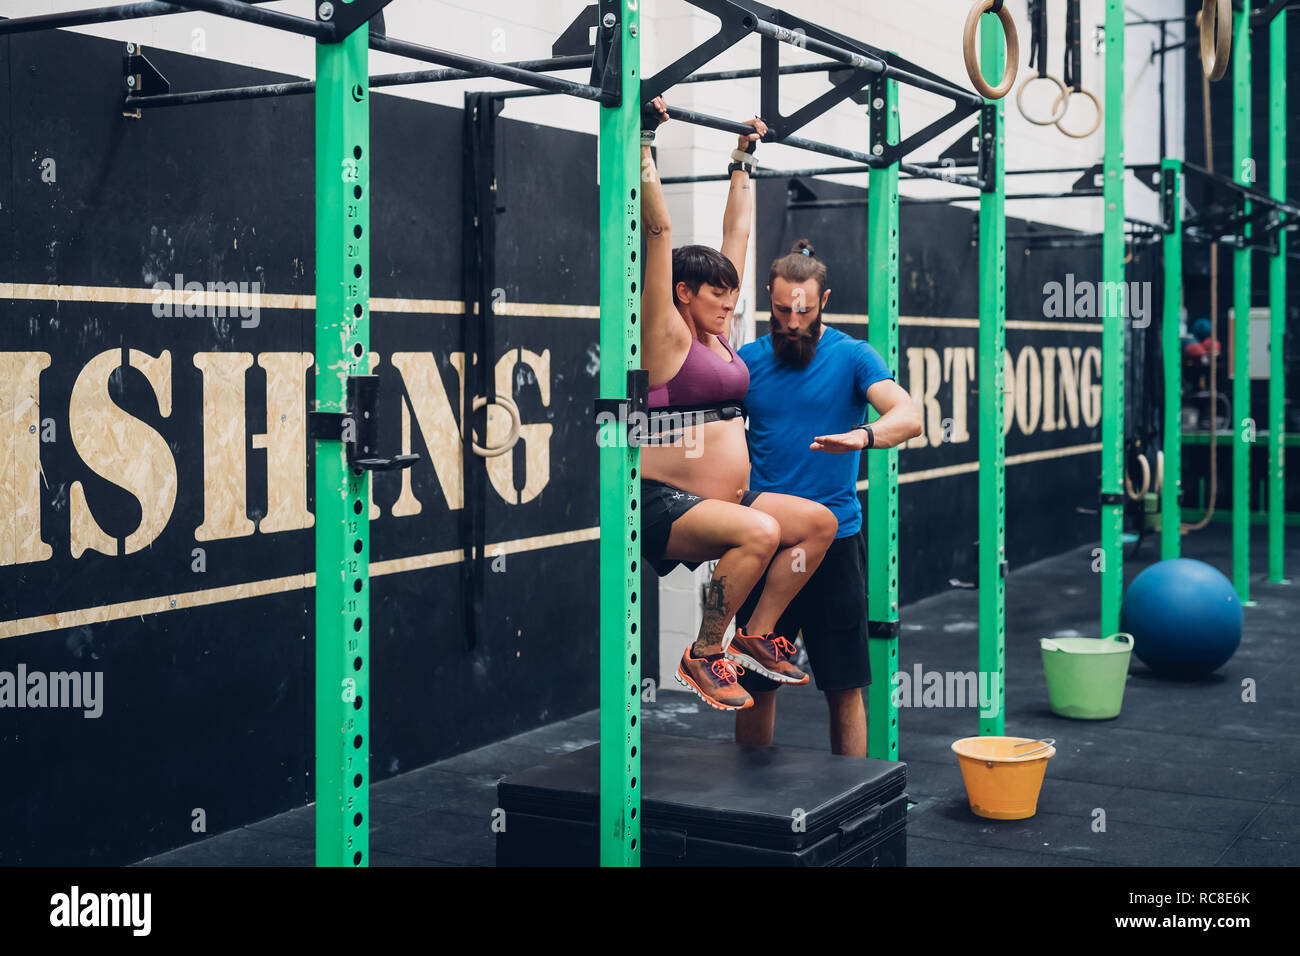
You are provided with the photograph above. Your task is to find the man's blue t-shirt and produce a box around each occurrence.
[739,325,894,538]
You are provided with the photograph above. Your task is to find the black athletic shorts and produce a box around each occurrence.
[641,478,763,578]
[735,529,871,694]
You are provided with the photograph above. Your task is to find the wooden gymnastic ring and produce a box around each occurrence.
[962,0,1020,101]
[1199,0,1232,83]
[463,394,522,458]
[1016,73,1068,126]
[1051,86,1103,139]
[1125,453,1151,501]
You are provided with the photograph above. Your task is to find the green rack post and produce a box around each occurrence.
[1268,9,1288,584]
[313,18,371,866]
[866,71,901,761]
[1232,7,1253,602]
[1161,159,1184,561]
[597,0,641,867]
[977,14,1006,737]
[1100,0,1126,637]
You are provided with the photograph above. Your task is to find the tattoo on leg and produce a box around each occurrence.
[693,575,731,653]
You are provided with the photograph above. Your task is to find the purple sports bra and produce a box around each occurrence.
[649,334,749,409]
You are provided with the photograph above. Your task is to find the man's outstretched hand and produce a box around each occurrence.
[810,431,866,454]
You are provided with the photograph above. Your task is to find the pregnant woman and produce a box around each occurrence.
[639,97,838,713]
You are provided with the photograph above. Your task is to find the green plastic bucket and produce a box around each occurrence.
[1039,633,1134,720]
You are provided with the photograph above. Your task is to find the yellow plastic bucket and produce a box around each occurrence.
[951,736,1056,820]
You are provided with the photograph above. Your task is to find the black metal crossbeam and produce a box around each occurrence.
[169,0,328,38]
[125,55,592,109]
[1183,161,1300,219]
[0,0,288,36]
[369,34,611,103]
[662,163,984,187]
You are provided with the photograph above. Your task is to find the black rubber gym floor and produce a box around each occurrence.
[137,522,1300,866]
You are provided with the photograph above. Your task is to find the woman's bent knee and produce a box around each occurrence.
[742,512,782,558]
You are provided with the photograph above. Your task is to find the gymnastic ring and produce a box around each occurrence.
[1199,0,1232,83]
[1050,86,1103,139]
[962,0,1020,101]
[1124,237,1134,265]
[1155,449,1164,495]
[1016,73,1068,126]
[463,394,522,458]
[1125,453,1151,501]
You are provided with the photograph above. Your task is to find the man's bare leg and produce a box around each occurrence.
[735,689,777,746]
[827,688,867,757]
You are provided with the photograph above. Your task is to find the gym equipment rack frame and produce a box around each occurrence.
[0,0,1013,866]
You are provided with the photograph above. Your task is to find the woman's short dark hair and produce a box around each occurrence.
[672,245,739,305]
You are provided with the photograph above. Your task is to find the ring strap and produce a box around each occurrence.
[1028,0,1048,79]
[1063,0,1082,91]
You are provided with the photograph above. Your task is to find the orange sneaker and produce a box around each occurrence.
[726,626,810,685]
[675,647,754,711]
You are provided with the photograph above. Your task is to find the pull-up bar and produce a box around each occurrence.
[124,55,592,110]
[0,0,299,35]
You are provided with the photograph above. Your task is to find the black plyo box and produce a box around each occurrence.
[497,734,908,866]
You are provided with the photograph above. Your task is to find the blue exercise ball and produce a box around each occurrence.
[1120,559,1243,678]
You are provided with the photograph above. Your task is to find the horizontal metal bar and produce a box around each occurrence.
[125,54,592,109]
[664,106,881,170]
[898,188,1103,205]
[166,0,331,40]
[882,62,984,106]
[679,60,846,84]
[0,0,299,36]
[1182,162,1300,217]
[1008,165,1096,176]
[663,163,983,187]
[663,105,759,137]
[787,199,867,209]
[777,130,881,167]
[495,59,848,101]
[752,19,883,73]
[370,34,610,102]
[662,164,865,184]
[751,17,981,108]
[899,162,983,190]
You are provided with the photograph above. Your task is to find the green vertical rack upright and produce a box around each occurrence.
[1161,159,1184,562]
[1100,0,1126,638]
[977,13,1006,737]
[1268,9,1288,584]
[1232,7,1253,603]
[866,72,901,762]
[597,0,641,867]
[313,18,371,867]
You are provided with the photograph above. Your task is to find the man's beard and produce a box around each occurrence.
[771,314,822,369]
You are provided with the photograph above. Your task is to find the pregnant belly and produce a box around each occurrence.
[641,418,751,502]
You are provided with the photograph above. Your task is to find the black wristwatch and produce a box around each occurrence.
[855,423,875,449]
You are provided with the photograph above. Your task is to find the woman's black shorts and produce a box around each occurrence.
[641,478,762,578]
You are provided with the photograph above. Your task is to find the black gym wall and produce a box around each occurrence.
[0,29,638,865]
